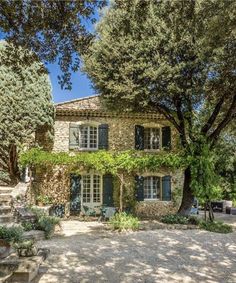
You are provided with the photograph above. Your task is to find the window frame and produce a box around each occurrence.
[144,127,162,151]
[143,176,162,200]
[69,122,99,151]
[81,174,103,205]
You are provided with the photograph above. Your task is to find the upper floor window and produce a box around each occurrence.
[144,128,160,150]
[69,123,108,150]
[80,125,98,149]
[135,125,171,151]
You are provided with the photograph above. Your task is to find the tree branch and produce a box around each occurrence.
[174,96,188,147]
[209,94,236,145]
[148,101,182,133]
[201,95,225,134]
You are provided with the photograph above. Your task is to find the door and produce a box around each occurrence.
[82,174,102,209]
[70,174,81,214]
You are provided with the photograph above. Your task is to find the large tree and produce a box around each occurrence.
[83,0,236,215]
[0,41,54,185]
[0,0,106,89]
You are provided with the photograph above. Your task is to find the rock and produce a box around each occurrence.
[23,231,45,241]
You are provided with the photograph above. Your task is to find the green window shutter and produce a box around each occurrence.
[103,174,114,206]
[135,175,144,201]
[69,124,80,149]
[162,126,171,150]
[70,174,81,213]
[162,176,171,201]
[135,125,144,150]
[98,124,109,150]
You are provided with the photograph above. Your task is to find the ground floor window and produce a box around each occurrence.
[82,174,102,204]
[144,176,161,200]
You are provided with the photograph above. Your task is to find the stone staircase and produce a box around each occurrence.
[0,186,15,225]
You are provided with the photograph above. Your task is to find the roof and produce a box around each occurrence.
[56,95,101,111]
[55,95,164,119]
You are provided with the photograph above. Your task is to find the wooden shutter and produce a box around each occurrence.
[98,124,109,150]
[135,175,144,201]
[135,125,144,150]
[162,126,171,150]
[69,124,80,149]
[103,174,114,206]
[162,176,171,201]
[70,174,81,214]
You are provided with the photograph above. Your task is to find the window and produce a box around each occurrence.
[144,176,161,200]
[69,124,98,150]
[144,128,161,150]
[82,175,101,204]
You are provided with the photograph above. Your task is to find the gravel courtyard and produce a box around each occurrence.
[34,219,236,283]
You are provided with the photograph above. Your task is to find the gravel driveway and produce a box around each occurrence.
[34,220,236,283]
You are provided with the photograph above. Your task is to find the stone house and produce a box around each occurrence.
[34,95,183,218]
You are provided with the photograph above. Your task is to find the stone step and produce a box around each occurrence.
[0,193,12,205]
[0,186,13,194]
[0,205,12,215]
[0,214,15,224]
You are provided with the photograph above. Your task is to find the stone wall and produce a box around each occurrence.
[52,115,179,152]
[34,113,184,217]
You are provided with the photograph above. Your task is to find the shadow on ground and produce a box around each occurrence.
[32,218,236,283]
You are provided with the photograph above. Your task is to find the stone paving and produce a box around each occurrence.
[33,215,236,283]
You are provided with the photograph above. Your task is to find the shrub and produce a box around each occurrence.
[199,221,233,233]
[21,221,36,231]
[160,214,200,225]
[22,207,61,239]
[0,225,24,243]
[161,214,189,225]
[109,212,140,231]
[38,216,60,239]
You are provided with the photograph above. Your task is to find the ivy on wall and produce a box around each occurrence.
[19,148,186,175]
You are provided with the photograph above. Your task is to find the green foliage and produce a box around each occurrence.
[199,221,233,234]
[23,207,60,238]
[109,212,140,231]
[21,221,39,232]
[0,1,106,90]
[172,187,183,208]
[83,0,236,214]
[160,214,199,225]
[0,41,54,184]
[188,140,222,203]
[214,135,236,201]
[0,225,24,243]
[20,148,185,175]
[38,215,60,239]
[13,240,35,250]
[36,194,52,205]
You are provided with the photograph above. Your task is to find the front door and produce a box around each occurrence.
[70,174,81,214]
[81,174,102,209]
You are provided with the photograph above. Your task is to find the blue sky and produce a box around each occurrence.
[48,63,94,104]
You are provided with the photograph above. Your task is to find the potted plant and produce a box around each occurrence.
[0,226,23,259]
[14,240,38,257]
[36,194,52,206]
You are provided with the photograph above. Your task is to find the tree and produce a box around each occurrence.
[0,0,106,89]
[83,0,236,215]
[0,41,54,184]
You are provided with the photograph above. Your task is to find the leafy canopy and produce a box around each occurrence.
[0,41,54,183]
[83,0,236,148]
[0,0,106,89]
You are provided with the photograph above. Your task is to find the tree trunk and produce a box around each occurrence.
[177,166,195,216]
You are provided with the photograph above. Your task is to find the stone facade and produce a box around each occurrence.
[34,96,184,218]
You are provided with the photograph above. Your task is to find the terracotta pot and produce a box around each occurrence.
[0,239,11,259]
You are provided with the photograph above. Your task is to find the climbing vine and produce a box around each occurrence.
[19,148,185,174]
